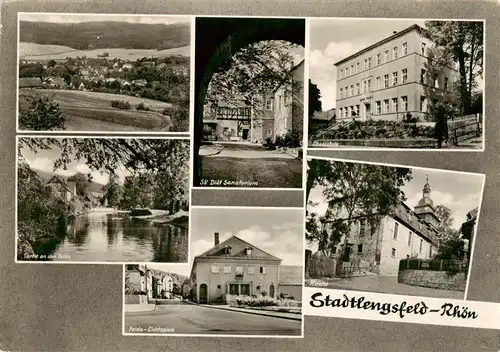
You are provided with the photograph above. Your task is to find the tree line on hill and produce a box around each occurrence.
[20,20,190,51]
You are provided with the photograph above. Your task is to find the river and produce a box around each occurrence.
[45,211,188,262]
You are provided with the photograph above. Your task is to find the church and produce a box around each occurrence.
[326,177,440,276]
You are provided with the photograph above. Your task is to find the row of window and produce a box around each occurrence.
[211,265,267,275]
[339,70,450,101]
[393,222,425,253]
[420,69,450,90]
[339,69,409,99]
[339,41,428,79]
[374,96,408,115]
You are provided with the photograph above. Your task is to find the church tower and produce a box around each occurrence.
[414,175,441,229]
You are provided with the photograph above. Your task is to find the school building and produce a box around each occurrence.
[335,24,458,122]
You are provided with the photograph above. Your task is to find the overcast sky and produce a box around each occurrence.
[307,160,484,250]
[190,207,303,266]
[19,140,129,186]
[19,13,190,25]
[140,207,303,277]
[309,18,427,111]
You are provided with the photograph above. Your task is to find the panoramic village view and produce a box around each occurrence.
[308,19,484,149]
[17,14,190,132]
[194,17,305,189]
[124,207,303,337]
[305,158,484,299]
[17,137,190,263]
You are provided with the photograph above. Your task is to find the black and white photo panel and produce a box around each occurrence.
[17,13,192,133]
[192,17,306,189]
[307,18,484,151]
[16,136,191,264]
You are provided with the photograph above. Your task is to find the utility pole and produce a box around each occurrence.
[144,264,148,304]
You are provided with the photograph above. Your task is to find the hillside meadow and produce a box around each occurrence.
[19,42,191,61]
[19,89,175,132]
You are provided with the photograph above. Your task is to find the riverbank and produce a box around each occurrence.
[150,210,189,228]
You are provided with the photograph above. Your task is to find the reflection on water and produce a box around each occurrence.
[48,212,188,262]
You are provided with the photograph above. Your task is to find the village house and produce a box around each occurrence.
[324,178,440,276]
[461,207,478,262]
[45,176,76,202]
[273,59,305,142]
[80,69,91,77]
[125,265,148,304]
[132,79,147,87]
[126,265,176,302]
[160,273,174,299]
[44,76,66,89]
[190,233,282,304]
[122,63,133,71]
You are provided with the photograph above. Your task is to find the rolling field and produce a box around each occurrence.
[19,42,190,61]
[19,89,179,132]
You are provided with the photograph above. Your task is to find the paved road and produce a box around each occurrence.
[200,142,296,159]
[199,142,303,188]
[124,301,302,336]
[307,275,464,299]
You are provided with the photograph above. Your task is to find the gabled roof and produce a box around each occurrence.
[334,24,424,66]
[196,235,281,261]
[46,175,71,193]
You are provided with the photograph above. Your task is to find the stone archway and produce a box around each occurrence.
[193,17,306,186]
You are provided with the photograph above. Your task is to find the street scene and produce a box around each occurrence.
[193,17,305,188]
[308,19,484,149]
[17,137,190,263]
[305,157,484,298]
[124,207,303,337]
[18,13,190,132]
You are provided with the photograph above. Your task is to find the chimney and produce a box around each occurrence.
[393,31,398,34]
[214,232,219,246]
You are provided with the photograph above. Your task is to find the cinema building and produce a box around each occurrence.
[325,178,440,276]
[190,233,283,304]
[335,24,458,122]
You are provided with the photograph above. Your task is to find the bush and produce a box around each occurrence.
[233,296,302,308]
[110,100,131,110]
[17,162,73,259]
[321,120,435,140]
[19,95,66,131]
[135,102,151,111]
[283,129,301,147]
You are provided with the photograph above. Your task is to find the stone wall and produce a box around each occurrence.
[125,294,141,304]
[398,269,466,291]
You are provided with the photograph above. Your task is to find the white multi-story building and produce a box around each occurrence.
[335,24,458,122]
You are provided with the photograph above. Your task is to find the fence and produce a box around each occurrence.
[399,258,467,273]
[447,115,482,145]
